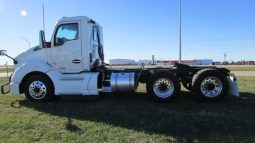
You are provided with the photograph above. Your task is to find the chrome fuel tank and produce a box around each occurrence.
[110,72,136,92]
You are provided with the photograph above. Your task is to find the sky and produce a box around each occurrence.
[0,0,255,65]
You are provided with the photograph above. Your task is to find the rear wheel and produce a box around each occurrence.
[24,75,54,102]
[192,69,229,101]
[147,71,180,102]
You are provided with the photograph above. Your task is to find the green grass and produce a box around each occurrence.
[0,77,255,143]
[217,65,255,71]
[236,76,255,93]
[0,77,7,83]
[0,67,14,73]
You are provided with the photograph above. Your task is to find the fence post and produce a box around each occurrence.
[5,61,8,78]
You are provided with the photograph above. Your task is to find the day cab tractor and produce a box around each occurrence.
[0,16,239,102]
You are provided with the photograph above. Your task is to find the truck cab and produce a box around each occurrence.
[16,16,104,73]
[6,16,105,101]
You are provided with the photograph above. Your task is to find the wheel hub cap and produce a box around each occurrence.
[200,76,222,97]
[153,78,174,98]
[29,81,47,99]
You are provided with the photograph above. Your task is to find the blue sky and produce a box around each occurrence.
[0,0,254,65]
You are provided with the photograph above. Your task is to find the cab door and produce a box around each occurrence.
[49,21,82,73]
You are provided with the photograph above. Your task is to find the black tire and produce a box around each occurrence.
[182,82,192,91]
[24,75,54,102]
[146,71,180,102]
[192,69,229,101]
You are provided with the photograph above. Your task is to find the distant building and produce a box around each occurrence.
[157,59,213,66]
[137,60,152,65]
[109,59,136,65]
[194,59,213,65]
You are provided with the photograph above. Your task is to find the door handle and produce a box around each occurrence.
[72,59,81,64]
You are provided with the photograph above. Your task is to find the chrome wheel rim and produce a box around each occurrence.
[153,78,174,98]
[29,81,47,99]
[200,76,222,97]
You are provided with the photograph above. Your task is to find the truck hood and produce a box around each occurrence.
[14,45,43,68]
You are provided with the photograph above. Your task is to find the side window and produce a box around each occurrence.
[54,23,78,46]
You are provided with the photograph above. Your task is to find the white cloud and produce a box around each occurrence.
[20,10,28,17]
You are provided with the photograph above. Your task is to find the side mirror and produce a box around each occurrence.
[39,30,46,48]
[0,50,7,56]
[0,50,18,64]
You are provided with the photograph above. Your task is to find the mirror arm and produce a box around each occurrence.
[5,54,18,64]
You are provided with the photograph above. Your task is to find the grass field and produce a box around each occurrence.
[0,67,14,73]
[217,65,255,71]
[0,77,255,143]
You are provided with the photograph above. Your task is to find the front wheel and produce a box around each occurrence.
[146,71,180,102]
[24,75,54,102]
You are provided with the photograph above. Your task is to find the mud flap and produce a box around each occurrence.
[227,76,239,97]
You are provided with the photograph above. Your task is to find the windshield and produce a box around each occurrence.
[92,26,104,62]
[92,26,102,46]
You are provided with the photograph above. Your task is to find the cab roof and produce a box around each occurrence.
[58,16,100,27]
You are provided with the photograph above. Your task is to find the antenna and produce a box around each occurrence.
[178,0,182,63]
[42,3,45,32]
[20,36,31,49]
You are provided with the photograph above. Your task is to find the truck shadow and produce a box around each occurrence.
[18,91,255,141]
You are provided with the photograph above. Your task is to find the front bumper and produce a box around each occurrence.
[0,74,11,94]
[0,82,10,94]
[0,73,20,95]
[10,82,20,95]
[0,82,20,95]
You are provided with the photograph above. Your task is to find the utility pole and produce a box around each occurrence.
[224,52,227,62]
[5,61,8,77]
[152,55,155,65]
[178,0,182,63]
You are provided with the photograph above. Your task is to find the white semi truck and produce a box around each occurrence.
[0,16,239,102]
